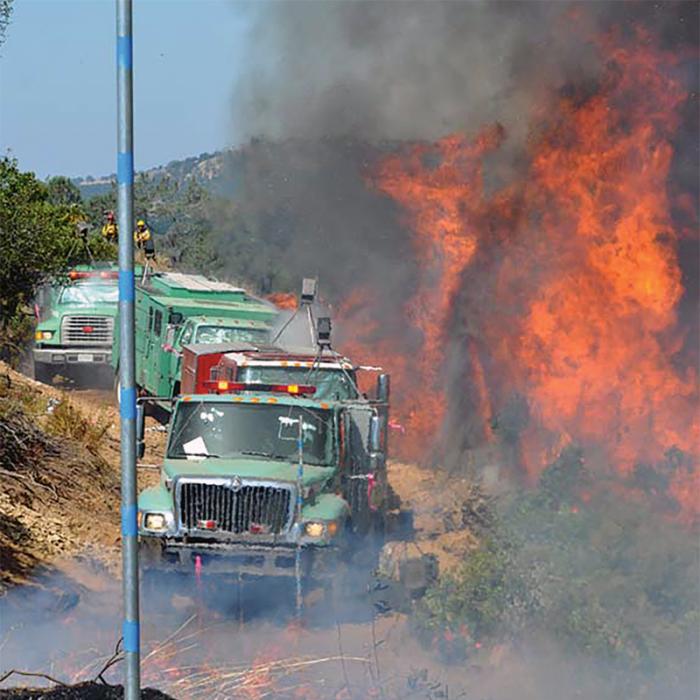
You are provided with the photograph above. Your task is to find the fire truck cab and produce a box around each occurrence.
[137,375,392,583]
[137,321,432,602]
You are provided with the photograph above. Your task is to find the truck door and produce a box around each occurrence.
[142,307,162,393]
[134,297,149,386]
[167,322,193,397]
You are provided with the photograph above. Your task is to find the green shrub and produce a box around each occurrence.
[0,158,114,365]
[45,399,110,453]
[414,449,700,690]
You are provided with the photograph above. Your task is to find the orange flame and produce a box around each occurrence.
[268,292,299,310]
[343,28,699,518]
[339,127,506,461]
[265,292,299,311]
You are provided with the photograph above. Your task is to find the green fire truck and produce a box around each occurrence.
[118,271,279,402]
[137,371,395,590]
[32,265,122,383]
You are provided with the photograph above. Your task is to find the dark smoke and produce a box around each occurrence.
[224,0,699,458]
[231,0,604,147]
[226,0,604,300]
[223,1,605,355]
[222,136,418,321]
[223,1,697,314]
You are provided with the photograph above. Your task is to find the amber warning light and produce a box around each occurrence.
[68,270,119,280]
[204,380,316,396]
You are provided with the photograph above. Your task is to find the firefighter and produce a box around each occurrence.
[101,211,118,243]
[134,219,156,260]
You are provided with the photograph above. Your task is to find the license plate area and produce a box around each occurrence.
[77,353,93,362]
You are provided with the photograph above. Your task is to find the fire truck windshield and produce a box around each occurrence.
[195,325,269,344]
[239,367,358,401]
[59,283,119,305]
[168,402,334,466]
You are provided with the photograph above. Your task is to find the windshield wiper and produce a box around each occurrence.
[239,450,288,461]
[239,450,331,467]
[171,451,220,459]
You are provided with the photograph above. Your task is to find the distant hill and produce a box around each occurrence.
[73,148,244,199]
[70,136,409,302]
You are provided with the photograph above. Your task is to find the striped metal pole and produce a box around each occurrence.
[116,1,140,697]
[295,415,304,619]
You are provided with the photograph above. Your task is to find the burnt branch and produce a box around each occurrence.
[0,669,67,687]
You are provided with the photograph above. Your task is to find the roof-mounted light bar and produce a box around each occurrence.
[204,380,317,396]
[68,270,119,280]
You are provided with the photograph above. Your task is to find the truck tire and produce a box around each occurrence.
[34,362,55,385]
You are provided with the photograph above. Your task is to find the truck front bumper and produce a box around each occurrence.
[33,347,111,365]
[140,537,339,579]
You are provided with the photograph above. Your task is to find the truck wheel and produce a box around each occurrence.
[34,362,55,385]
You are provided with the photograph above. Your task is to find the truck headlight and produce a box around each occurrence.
[304,521,325,538]
[143,512,167,531]
[35,330,53,340]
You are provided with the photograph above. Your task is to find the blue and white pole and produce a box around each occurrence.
[295,416,304,619]
[116,1,140,697]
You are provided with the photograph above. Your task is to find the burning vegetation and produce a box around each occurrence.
[340,24,699,522]
[331,20,699,695]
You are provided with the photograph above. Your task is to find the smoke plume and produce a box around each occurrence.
[230,1,606,146]
[225,1,698,482]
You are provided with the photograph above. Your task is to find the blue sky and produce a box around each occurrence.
[0,0,247,179]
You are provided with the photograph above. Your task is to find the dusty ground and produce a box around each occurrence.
[0,364,121,587]
[0,363,174,588]
[389,461,482,572]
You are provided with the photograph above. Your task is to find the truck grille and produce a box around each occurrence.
[61,315,114,345]
[178,481,293,535]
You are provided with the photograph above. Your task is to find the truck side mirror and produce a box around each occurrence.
[370,414,384,453]
[164,324,177,348]
[136,403,146,460]
[168,311,184,325]
[376,374,390,403]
